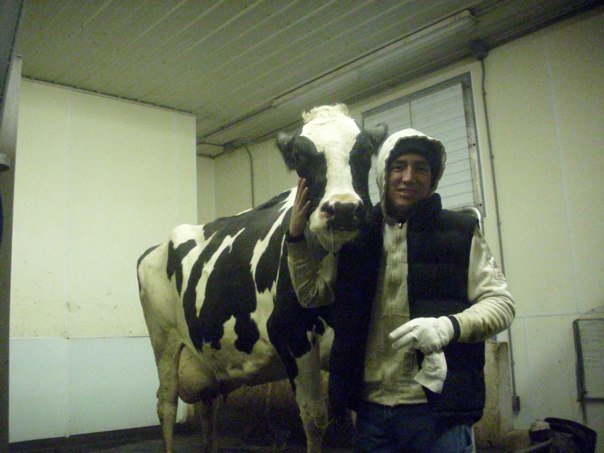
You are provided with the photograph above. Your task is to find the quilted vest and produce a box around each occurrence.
[330,194,485,424]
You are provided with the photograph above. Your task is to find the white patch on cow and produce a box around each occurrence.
[234,207,253,216]
[167,224,217,300]
[169,224,205,248]
[184,292,284,386]
[249,190,295,283]
[219,310,284,384]
[301,115,358,201]
[247,191,295,347]
[280,189,296,212]
[194,228,245,317]
[300,105,362,252]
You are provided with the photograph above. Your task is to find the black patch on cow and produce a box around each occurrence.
[182,191,291,353]
[276,127,302,170]
[289,136,328,216]
[350,132,379,208]
[267,247,335,389]
[166,239,196,295]
[305,159,327,217]
[279,132,339,220]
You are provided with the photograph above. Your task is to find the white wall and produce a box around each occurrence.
[203,141,296,219]
[9,81,197,441]
[197,155,215,224]
[210,8,604,447]
[485,10,604,443]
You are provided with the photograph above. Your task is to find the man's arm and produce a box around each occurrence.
[452,227,516,343]
[286,177,337,308]
[390,226,516,352]
[287,239,337,308]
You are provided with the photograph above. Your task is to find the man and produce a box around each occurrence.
[286,129,515,452]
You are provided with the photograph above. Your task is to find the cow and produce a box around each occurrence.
[137,104,387,452]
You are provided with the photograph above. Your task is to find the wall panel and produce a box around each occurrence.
[9,81,196,441]
[11,81,197,338]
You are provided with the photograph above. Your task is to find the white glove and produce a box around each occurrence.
[389,316,454,354]
[414,351,447,393]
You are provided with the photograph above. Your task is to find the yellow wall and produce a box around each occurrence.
[10,81,197,338]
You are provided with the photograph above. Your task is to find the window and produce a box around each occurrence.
[362,74,484,212]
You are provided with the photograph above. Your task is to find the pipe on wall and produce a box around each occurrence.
[244,143,255,208]
[473,41,521,413]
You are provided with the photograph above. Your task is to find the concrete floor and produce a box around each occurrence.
[9,418,353,453]
[10,431,350,453]
[89,433,350,453]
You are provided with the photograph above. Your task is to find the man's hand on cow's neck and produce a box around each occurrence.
[290,178,311,237]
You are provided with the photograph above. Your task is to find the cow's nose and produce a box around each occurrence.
[321,201,365,231]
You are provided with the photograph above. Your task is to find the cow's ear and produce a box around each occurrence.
[277,132,296,170]
[364,123,388,153]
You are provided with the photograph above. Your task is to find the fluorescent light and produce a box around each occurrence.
[271,10,476,107]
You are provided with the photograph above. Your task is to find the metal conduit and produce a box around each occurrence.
[476,47,521,412]
[244,143,255,208]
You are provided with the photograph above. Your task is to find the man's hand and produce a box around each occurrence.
[389,316,454,354]
[289,178,311,237]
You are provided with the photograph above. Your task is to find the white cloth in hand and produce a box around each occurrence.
[389,316,454,354]
[414,350,447,393]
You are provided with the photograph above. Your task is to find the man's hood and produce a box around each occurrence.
[375,128,446,219]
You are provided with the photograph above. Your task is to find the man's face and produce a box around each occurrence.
[386,152,432,218]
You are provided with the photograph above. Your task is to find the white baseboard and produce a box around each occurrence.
[9,336,187,442]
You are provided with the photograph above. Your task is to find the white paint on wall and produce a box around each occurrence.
[484,11,604,443]
[10,81,197,338]
[9,338,70,441]
[9,336,188,442]
[197,155,216,224]
[245,141,298,207]
[213,149,252,217]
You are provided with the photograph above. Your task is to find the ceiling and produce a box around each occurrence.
[14,0,601,157]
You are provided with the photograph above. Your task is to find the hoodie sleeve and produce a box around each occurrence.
[286,239,337,308]
[452,227,516,343]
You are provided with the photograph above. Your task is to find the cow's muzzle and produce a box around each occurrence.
[321,201,365,231]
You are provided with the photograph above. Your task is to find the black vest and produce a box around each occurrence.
[329,194,485,424]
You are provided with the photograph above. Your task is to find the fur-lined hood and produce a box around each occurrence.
[375,128,446,219]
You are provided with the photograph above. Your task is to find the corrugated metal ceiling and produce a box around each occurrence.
[14,0,601,156]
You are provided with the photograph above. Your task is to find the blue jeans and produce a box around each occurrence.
[354,401,474,452]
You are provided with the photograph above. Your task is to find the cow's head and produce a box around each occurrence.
[277,104,388,253]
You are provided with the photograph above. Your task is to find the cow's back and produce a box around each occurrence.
[137,190,297,387]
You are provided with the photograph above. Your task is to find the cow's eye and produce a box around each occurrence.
[293,152,312,174]
[296,166,309,178]
[293,151,307,165]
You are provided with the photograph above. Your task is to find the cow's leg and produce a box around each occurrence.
[138,248,183,453]
[195,400,219,452]
[293,334,329,453]
[178,345,221,452]
[154,333,181,453]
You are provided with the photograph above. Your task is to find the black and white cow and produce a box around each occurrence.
[137,104,387,452]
